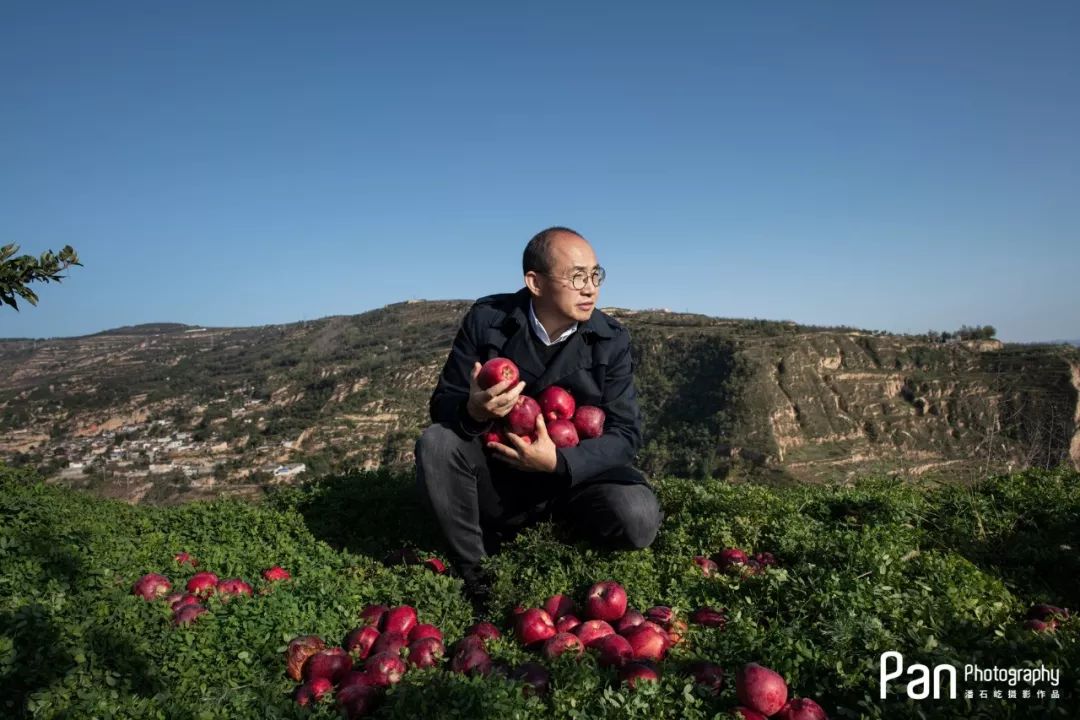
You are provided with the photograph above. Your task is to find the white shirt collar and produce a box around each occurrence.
[529,299,578,346]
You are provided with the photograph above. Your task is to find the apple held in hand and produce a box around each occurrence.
[537,386,576,421]
[506,396,541,436]
[547,419,580,448]
[573,406,606,439]
[478,358,520,390]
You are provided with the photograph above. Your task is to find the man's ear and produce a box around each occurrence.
[524,271,543,297]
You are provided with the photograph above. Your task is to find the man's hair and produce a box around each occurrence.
[523,226,583,276]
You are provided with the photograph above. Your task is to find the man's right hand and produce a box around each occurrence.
[466,361,526,422]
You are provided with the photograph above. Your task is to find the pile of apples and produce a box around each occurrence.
[286,604,440,717]
[286,604,561,716]
[510,580,687,689]
[478,357,605,449]
[131,551,290,626]
[694,547,778,578]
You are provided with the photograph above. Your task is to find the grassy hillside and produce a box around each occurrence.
[1,463,1077,718]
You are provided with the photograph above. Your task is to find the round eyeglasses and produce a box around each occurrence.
[549,267,605,290]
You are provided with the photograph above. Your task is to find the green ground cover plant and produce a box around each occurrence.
[0,463,1076,718]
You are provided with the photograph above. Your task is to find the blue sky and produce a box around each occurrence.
[2,1,1077,343]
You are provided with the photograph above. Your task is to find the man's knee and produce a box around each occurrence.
[415,423,469,468]
[613,485,662,549]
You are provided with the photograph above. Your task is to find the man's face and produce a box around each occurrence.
[535,233,601,324]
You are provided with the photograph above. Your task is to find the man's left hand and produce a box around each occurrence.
[487,414,559,473]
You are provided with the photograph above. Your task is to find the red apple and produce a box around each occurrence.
[616,609,646,634]
[556,614,582,633]
[186,571,219,596]
[537,386,576,422]
[573,405,606,439]
[216,578,253,599]
[364,652,407,686]
[483,430,503,445]
[1023,619,1058,632]
[547,418,580,448]
[1027,604,1069,622]
[339,671,374,690]
[687,660,724,695]
[132,573,171,600]
[775,697,829,720]
[712,547,749,572]
[622,624,668,661]
[370,631,408,657]
[407,637,444,669]
[478,357,520,390]
[576,619,615,647]
[645,606,674,628]
[172,603,207,626]
[262,565,291,581]
[619,661,660,689]
[383,605,418,636]
[466,621,501,642]
[586,581,628,622]
[173,552,197,567]
[359,604,389,629]
[691,606,727,628]
[337,683,381,718]
[304,647,351,685]
[515,608,556,647]
[542,632,584,660]
[169,593,200,611]
[754,551,778,567]
[286,635,327,681]
[693,555,719,576]
[544,594,575,621]
[423,557,447,574]
[593,633,633,668]
[344,626,381,661]
[510,661,551,696]
[450,640,492,676]
[408,623,442,644]
[506,396,541,436]
[451,635,486,655]
[736,662,789,716]
[293,677,333,706]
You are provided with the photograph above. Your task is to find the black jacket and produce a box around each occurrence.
[430,287,643,485]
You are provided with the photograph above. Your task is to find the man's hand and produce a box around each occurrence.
[466,361,526,423]
[487,414,559,473]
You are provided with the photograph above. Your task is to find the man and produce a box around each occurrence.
[415,227,662,607]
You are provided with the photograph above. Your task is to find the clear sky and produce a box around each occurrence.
[2,1,1077,343]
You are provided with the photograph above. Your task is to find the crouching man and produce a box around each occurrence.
[415,226,662,607]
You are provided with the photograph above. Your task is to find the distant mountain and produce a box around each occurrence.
[1,301,1077,504]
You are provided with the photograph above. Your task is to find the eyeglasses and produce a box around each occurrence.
[547,267,606,290]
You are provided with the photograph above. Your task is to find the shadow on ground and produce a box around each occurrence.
[268,466,448,561]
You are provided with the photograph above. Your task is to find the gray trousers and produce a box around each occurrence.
[415,422,662,578]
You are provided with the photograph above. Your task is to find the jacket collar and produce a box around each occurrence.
[489,287,613,390]
[495,287,613,339]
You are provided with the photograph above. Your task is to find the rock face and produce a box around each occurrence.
[746,335,1077,481]
[1,305,1077,500]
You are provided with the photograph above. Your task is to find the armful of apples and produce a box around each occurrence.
[468,362,559,473]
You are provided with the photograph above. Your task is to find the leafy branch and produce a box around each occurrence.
[0,243,82,310]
